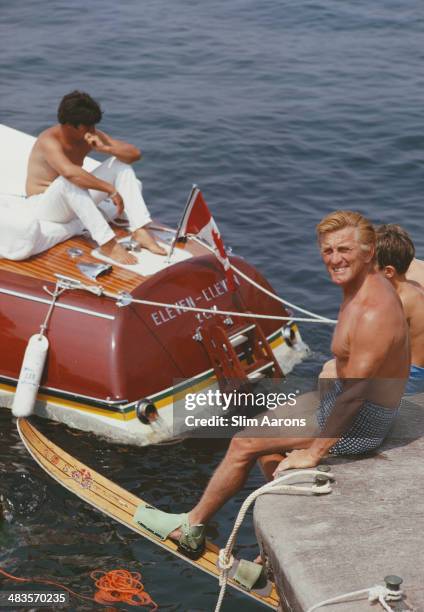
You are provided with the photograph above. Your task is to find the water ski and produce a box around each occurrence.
[17,418,279,610]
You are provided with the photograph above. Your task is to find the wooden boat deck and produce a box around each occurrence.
[0,225,207,293]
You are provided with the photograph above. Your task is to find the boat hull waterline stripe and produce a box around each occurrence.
[1,331,286,418]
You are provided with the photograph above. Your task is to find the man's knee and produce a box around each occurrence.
[111,158,134,174]
[228,436,268,462]
[57,176,89,197]
[319,359,337,379]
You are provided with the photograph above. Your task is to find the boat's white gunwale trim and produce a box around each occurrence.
[0,287,115,320]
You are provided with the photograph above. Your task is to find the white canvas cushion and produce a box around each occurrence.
[0,124,118,261]
[0,194,84,260]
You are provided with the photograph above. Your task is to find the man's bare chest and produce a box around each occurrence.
[331,303,358,360]
[61,142,90,166]
[331,325,350,361]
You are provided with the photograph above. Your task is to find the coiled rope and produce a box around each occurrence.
[91,569,158,608]
[214,469,334,612]
[0,566,158,609]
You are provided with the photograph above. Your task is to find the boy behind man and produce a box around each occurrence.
[376,224,424,385]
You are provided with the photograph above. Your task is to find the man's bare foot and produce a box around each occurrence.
[100,238,137,265]
[253,554,263,564]
[132,227,167,255]
[169,527,182,540]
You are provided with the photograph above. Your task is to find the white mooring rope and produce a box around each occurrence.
[53,276,336,325]
[189,235,337,323]
[307,583,404,612]
[214,470,334,612]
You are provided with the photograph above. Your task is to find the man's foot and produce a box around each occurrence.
[253,554,263,564]
[100,238,137,265]
[132,227,167,255]
[133,505,205,556]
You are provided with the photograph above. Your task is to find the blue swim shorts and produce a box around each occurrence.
[317,381,399,456]
[404,364,424,396]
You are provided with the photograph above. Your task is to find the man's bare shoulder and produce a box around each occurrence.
[406,258,424,289]
[365,272,399,307]
[356,273,402,325]
[399,280,424,312]
[35,125,62,148]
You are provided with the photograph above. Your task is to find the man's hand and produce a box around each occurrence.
[110,191,124,216]
[86,129,141,164]
[273,449,321,476]
[84,132,111,154]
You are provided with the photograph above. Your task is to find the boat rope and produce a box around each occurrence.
[189,235,336,323]
[113,293,335,324]
[39,282,67,337]
[0,566,158,609]
[306,583,404,612]
[214,469,334,612]
[53,275,336,324]
[91,569,158,608]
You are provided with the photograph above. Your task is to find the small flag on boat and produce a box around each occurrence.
[172,186,236,291]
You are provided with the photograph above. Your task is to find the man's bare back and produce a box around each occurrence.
[375,224,424,368]
[397,281,424,366]
[407,258,424,289]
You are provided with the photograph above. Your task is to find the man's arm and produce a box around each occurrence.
[41,137,116,195]
[40,137,124,214]
[86,129,141,164]
[275,309,394,472]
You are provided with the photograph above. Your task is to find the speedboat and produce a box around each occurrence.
[0,124,309,445]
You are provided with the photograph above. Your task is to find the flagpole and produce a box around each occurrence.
[166,184,198,264]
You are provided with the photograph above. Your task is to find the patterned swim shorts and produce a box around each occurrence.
[317,381,400,456]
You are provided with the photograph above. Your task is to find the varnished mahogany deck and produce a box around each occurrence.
[0,225,207,293]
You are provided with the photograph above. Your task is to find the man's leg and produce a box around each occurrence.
[184,434,315,529]
[90,158,166,255]
[28,177,136,264]
[184,390,320,528]
[258,453,285,481]
[134,391,320,547]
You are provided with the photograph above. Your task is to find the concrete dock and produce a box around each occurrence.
[254,395,424,611]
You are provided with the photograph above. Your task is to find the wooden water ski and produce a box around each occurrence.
[17,418,279,610]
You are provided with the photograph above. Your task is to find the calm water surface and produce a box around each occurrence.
[1,1,423,609]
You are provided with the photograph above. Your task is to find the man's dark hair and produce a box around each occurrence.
[376,224,415,274]
[57,91,103,127]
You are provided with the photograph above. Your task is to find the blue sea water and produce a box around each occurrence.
[0,1,423,609]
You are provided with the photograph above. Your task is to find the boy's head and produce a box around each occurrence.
[376,224,415,280]
[57,91,102,129]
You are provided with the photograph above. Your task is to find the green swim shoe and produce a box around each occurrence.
[133,503,205,559]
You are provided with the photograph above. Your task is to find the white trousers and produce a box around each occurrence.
[26,157,152,246]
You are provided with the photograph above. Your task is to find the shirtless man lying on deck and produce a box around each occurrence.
[25,90,166,264]
[133,210,410,557]
[376,224,424,390]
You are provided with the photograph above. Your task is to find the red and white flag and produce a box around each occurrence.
[173,186,236,291]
